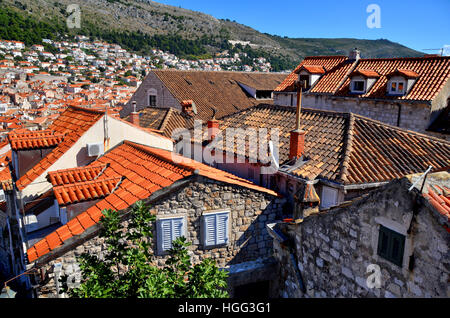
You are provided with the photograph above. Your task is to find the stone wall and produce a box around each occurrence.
[274,92,445,138]
[32,177,286,297]
[270,179,449,298]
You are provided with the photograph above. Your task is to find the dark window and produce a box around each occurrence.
[352,80,365,92]
[377,225,405,267]
[299,75,310,90]
[149,95,156,106]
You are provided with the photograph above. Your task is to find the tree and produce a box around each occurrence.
[59,201,229,298]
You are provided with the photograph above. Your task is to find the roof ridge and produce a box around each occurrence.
[159,107,174,132]
[352,113,450,145]
[338,113,356,183]
[122,141,197,173]
[53,176,122,189]
[67,105,106,115]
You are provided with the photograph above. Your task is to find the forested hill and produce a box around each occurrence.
[0,0,423,71]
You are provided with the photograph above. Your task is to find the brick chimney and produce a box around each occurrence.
[129,101,139,126]
[289,81,306,161]
[207,116,220,142]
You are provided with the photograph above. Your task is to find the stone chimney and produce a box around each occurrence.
[349,48,361,61]
[289,81,306,161]
[129,101,139,126]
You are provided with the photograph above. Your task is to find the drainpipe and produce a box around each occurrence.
[396,103,402,127]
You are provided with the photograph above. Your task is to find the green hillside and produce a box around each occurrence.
[0,0,424,71]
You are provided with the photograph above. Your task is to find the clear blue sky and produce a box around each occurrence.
[155,0,450,54]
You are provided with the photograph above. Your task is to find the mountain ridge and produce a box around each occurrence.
[1,0,424,71]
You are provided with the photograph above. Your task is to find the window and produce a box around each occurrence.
[157,217,186,254]
[299,75,310,90]
[149,95,156,106]
[377,225,405,267]
[351,80,365,93]
[389,80,405,95]
[321,186,338,209]
[202,210,230,247]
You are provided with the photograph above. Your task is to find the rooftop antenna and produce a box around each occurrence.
[422,48,444,56]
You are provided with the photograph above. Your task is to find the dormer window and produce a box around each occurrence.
[351,80,366,93]
[389,80,405,95]
[349,70,380,94]
[387,69,419,96]
[297,65,326,91]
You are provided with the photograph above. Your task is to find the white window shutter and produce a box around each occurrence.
[203,214,216,247]
[216,213,229,245]
[158,219,173,253]
[203,211,230,247]
[158,217,186,254]
[172,217,185,242]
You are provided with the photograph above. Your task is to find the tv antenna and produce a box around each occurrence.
[422,48,445,56]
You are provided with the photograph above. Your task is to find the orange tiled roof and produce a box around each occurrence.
[277,55,450,101]
[335,56,450,101]
[423,184,450,220]
[275,56,348,92]
[350,69,380,78]
[8,130,65,150]
[27,141,279,263]
[15,106,104,190]
[299,65,326,74]
[123,70,286,121]
[47,164,108,186]
[195,104,450,185]
[54,177,122,205]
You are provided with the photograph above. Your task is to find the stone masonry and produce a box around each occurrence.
[270,178,449,298]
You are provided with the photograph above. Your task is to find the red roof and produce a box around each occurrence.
[8,130,65,150]
[278,55,450,102]
[27,141,279,262]
[423,184,450,220]
[47,164,108,186]
[335,56,450,101]
[15,106,104,190]
[350,69,380,78]
[299,65,326,74]
[275,56,348,92]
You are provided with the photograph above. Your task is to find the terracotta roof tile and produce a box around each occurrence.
[27,140,279,263]
[15,106,104,190]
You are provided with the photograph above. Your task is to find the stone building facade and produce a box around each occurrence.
[269,178,449,298]
[29,177,286,298]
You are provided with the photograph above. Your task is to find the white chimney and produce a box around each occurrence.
[349,48,361,61]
